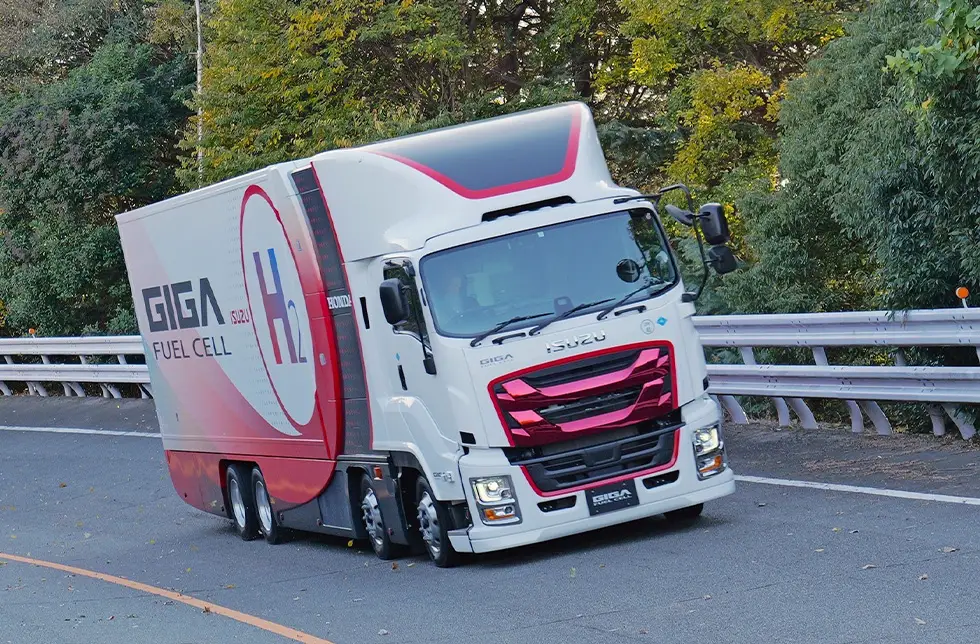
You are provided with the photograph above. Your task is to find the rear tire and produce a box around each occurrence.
[415,477,460,568]
[360,475,404,560]
[665,503,704,523]
[251,467,285,545]
[226,464,259,541]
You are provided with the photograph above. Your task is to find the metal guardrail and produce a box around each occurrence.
[0,336,150,399]
[697,308,980,439]
[0,308,977,437]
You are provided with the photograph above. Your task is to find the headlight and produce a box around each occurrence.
[471,476,515,505]
[470,476,521,525]
[693,426,720,455]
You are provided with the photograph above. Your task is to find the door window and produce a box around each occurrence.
[382,261,430,347]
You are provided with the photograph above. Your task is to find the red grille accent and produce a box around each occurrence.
[489,342,676,447]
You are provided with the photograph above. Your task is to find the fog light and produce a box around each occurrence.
[482,505,519,523]
[697,453,725,478]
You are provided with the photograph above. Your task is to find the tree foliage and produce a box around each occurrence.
[0,0,149,93]
[0,42,191,335]
[720,0,979,314]
[623,0,859,194]
[183,0,674,188]
[1,0,978,338]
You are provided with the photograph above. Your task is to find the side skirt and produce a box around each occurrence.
[276,456,414,546]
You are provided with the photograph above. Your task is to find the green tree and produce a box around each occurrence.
[183,0,675,188]
[623,0,860,197]
[0,0,149,93]
[0,42,192,335]
[718,0,980,315]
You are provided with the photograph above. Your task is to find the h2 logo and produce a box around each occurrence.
[252,247,307,365]
[240,185,316,432]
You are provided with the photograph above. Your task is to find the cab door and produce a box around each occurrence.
[375,258,463,498]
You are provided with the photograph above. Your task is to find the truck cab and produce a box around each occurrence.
[298,101,736,565]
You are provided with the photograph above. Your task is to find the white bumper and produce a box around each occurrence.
[448,396,734,554]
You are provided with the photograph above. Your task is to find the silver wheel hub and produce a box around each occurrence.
[361,487,385,551]
[255,480,273,534]
[417,491,442,558]
[229,477,246,527]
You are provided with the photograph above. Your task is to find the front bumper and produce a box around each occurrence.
[449,398,734,554]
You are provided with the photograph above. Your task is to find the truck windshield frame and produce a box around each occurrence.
[418,207,679,339]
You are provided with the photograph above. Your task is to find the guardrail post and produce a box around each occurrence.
[716,394,748,425]
[812,346,891,435]
[893,349,946,436]
[4,355,48,396]
[0,353,9,396]
[80,354,121,399]
[739,347,793,427]
[60,355,86,397]
[941,405,976,440]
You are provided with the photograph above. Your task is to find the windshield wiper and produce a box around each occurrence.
[596,281,663,320]
[470,312,551,347]
[528,298,614,336]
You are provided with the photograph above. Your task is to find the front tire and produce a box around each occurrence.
[226,464,259,541]
[251,467,285,544]
[415,477,460,568]
[360,475,404,560]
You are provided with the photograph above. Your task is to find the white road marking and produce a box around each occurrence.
[0,425,159,439]
[736,474,980,506]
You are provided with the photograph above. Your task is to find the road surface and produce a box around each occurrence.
[1,397,978,644]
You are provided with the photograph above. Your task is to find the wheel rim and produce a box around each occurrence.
[416,491,442,558]
[255,479,274,534]
[229,476,246,528]
[360,487,385,552]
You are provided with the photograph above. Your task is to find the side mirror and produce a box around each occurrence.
[698,203,730,246]
[379,278,408,325]
[665,204,694,226]
[707,245,737,275]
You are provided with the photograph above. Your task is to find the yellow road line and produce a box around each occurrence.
[0,552,335,644]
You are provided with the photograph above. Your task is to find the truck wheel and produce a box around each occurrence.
[415,477,460,568]
[359,475,403,560]
[226,464,259,541]
[665,503,704,523]
[251,467,285,545]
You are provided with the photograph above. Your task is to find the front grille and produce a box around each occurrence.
[508,422,679,493]
[537,387,642,424]
[521,350,641,388]
[490,342,675,448]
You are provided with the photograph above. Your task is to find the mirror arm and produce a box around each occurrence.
[661,183,709,304]
[682,218,711,303]
[402,284,436,374]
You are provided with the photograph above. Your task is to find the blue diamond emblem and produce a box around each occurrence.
[657,317,668,326]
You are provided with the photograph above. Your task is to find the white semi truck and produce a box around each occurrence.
[116,101,737,567]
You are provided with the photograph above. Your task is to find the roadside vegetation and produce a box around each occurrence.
[0,0,976,429]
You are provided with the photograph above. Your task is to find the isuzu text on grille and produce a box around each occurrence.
[545,331,607,354]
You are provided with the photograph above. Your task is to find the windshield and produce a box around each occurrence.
[419,208,677,338]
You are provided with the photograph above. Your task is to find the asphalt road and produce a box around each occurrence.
[1,398,979,644]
